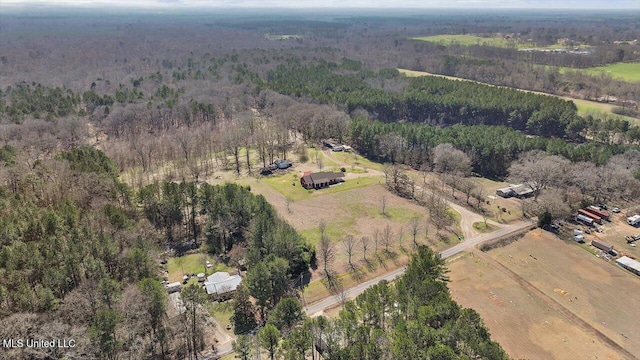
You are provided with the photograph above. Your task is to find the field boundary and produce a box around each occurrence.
[472,249,639,360]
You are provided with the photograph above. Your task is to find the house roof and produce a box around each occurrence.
[309,172,344,182]
[301,171,344,185]
[204,272,242,295]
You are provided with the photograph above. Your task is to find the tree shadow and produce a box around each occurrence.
[349,266,364,282]
[362,258,376,272]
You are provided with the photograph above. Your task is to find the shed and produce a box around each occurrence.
[615,256,640,276]
[496,187,515,198]
[166,282,182,294]
[274,159,292,169]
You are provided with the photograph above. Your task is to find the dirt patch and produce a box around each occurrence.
[483,229,639,359]
[448,251,629,360]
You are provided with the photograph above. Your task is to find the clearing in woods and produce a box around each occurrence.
[559,62,640,83]
[447,229,640,360]
[412,34,573,49]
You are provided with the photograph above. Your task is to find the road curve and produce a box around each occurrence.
[209,218,536,359]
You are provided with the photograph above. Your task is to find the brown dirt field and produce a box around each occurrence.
[448,228,640,359]
[448,251,627,360]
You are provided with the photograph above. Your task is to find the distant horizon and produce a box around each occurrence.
[1,0,639,11]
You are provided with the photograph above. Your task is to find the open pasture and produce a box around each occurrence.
[448,229,640,359]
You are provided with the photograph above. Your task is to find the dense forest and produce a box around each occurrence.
[0,145,312,359]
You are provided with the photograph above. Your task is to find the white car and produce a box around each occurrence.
[612,207,621,213]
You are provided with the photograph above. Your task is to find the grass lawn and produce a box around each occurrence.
[559,62,640,83]
[307,148,339,168]
[205,301,234,336]
[166,253,233,282]
[330,151,385,172]
[263,172,384,202]
[299,217,357,245]
[473,221,497,233]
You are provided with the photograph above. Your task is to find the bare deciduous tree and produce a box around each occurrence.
[360,236,370,262]
[343,235,358,270]
[409,217,421,249]
[381,224,393,254]
[508,150,569,200]
[318,230,335,280]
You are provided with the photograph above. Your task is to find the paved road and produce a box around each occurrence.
[306,218,536,316]
[208,218,536,359]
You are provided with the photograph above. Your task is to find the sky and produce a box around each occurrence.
[1,0,638,9]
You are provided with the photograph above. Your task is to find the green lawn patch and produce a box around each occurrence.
[559,62,640,83]
[331,151,385,172]
[413,34,519,48]
[299,217,357,246]
[205,301,234,335]
[166,253,232,282]
[473,221,497,233]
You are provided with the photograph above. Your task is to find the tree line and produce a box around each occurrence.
[263,61,640,141]
[233,246,508,360]
[350,118,638,179]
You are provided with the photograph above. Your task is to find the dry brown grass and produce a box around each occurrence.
[448,229,640,360]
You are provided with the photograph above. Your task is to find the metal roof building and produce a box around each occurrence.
[615,256,640,276]
[203,272,242,298]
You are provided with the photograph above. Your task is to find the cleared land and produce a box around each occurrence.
[449,229,640,360]
[412,34,569,49]
[166,253,232,283]
[399,68,639,124]
[559,62,640,83]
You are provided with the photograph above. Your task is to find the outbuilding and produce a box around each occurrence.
[615,256,640,276]
[166,282,182,294]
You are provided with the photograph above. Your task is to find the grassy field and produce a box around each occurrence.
[559,62,640,83]
[330,151,385,172]
[166,253,232,282]
[205,301,234,337]
[414,34,521,48]
[412,34,571,50]
[262,172,384,202]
